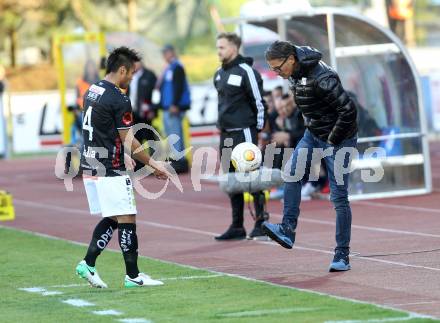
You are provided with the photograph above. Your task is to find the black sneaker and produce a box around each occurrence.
[261,221,296,249]
[248,225,265,239]
[329,249,351,272]
[248,212,270,239]
[215,227,246,240]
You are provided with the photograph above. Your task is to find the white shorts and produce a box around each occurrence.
[83,175,137,217]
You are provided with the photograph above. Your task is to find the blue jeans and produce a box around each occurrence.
[283,130,357,250]
[163,110,185,156]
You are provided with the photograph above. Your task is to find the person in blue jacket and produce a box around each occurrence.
[158,44,191,173]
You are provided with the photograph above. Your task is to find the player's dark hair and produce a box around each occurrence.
[217,32,242,50]
[105,47,141,74]
[265,40,297,60]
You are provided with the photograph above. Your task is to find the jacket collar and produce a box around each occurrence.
[290,46,322,79]
[222,54,253,70]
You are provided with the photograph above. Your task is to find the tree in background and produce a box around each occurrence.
[0,0,44,67]
[0,0,252,84]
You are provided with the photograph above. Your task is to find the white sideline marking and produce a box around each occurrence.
[50,283,88,288]
[294,217,440,239]
[45,275,223,289]
[19,287,63,296]
[62,299,95,307]
[324,313,428,323]
[387,301,439,307]
[92,310,123,316]
[355,254,440,272]
[159,274,223,281]
[19,287,46,293]
[158,195,440,216]
[137,219,219,236]
[354,200,440,215]
[19,285,149,321]
[15,199,90,215]
[290,245,440,272]
[42,291,63,296]
[220,307,321,317]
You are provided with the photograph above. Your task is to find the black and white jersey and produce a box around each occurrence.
[80,79,134,177]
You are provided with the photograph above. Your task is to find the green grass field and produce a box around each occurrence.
[1,226,438,323]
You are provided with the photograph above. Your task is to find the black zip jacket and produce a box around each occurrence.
[288,46,357,145]
[214,55,267,131]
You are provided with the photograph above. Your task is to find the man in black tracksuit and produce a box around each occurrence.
[214,32,268,240]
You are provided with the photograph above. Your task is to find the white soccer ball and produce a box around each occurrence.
[231,142,262,172]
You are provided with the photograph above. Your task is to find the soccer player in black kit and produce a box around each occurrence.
[76,47,171,288]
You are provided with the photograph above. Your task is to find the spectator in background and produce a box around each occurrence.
[272,87,284,123]
[271,94,304,150]
[158,44,191,173]
[263,90,275,114]
[77,60,100,109]
[272,85,283,102]
[127,60,158,171]
[386,0,414,43]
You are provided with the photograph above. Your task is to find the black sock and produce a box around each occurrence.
[84,217,118,267]
[118,223,139,279]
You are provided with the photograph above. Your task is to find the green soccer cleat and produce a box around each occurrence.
[75,260,108,288]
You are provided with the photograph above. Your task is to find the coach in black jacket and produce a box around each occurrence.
[262,41,358,272]
[214,32,268,241]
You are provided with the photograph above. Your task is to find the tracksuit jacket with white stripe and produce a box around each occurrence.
[214,55,267,131]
